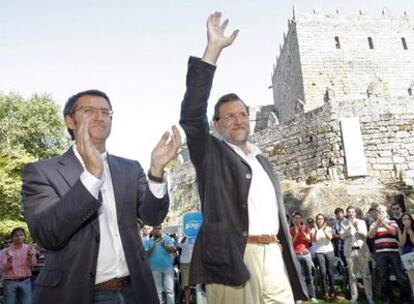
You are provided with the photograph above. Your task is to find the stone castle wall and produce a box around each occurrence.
[250,94,414,183]
[272,10,414,122]
[271,19,305,124]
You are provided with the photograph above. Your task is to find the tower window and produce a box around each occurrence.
[368,37,374,49]
[409,88,413,96]
[334,36,341,49]
[402,37,408,50]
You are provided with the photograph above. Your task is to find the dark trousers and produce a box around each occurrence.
[316,251,336,295]
[375,251,411,302]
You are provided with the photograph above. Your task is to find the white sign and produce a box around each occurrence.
[340,117,367,177]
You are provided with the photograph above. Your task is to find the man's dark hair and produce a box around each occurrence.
[10,227,26,238]
[63,89,112,140]
[213,93,249,121]
[292,211,303,218]
[391,202,401,208]
[334,207,344,215]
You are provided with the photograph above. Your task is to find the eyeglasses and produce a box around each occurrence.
[219,112,249,122]
[392,207,401,211]
[73,106,113,118]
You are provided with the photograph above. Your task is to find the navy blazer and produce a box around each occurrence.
[22,147,169,304]
[180,57,308,301]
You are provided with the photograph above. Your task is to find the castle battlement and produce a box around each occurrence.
[272,8,414,123]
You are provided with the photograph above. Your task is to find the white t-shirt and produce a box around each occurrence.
[311,226,334,253]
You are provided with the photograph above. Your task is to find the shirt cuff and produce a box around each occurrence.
[80,170,104,199]
[148,180,167,199]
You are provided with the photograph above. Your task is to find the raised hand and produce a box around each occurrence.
[76,117,103,178]
[202,11,239,65]
[150,125,182,178]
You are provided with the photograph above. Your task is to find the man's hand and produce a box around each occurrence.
[149,125,182,178]
[76,117,103,178]
[202,11,239,65]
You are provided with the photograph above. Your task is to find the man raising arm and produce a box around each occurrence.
[180,12,307,304]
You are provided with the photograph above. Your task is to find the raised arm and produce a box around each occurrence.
[202,12,239,65]
[179,12,238,166]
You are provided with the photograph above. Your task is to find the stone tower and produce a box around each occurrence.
[272,8,414,123]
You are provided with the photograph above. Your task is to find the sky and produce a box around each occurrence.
[1,0,413,169]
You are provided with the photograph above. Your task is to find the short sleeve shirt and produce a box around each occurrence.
[144,235,175,271]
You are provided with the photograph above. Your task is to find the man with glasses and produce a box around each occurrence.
[390,202,403,229]
[22,89,181,304]
[179,12,307,303]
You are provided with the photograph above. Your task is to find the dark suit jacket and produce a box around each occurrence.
[179,57,308,301]
[22,147,169,304]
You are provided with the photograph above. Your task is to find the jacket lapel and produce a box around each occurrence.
[57,147,83,188]
[107,155,126,221]
[57,147,100,234]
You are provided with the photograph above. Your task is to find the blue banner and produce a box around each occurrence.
[182,212,203,238]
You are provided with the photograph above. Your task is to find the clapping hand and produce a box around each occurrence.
[149,126,181,178]
[76,117,103,178]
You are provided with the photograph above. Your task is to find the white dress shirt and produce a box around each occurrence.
[225,141,279,236]
[73,145,166,284]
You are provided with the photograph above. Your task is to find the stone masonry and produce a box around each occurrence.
[272,8,414,123]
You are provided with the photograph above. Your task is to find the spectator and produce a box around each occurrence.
[144,225,176,304]
[0,227,37,304]
[327,216,336,229]
[369,205,411,304]
[390,202,403,229]
[340,206,374,304]
[290,212,318,303]
[355,207,364,220]
[310,214,336,301]
[398,212,414,295]
[178,236,195,304]
[333,208,346,266]
[365,206,378,254]
[141,225,153,243]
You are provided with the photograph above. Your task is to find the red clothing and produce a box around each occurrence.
[0,244,37,279]
[370,219,400,253]
[290,225,311,254]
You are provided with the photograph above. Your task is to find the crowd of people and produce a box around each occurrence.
[290,202,414,304]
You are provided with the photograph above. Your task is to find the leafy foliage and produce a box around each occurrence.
[0,92,70,220]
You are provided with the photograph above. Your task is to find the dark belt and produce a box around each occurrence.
[6,277,31,282]
[247,235,278,244]
[95,276,130,292]
[351,246,360,250]
[296,251,309,256]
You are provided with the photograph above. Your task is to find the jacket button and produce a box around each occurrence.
[89,272,95,278]
[242,204,247,209]
[95,236,100,243]
[245,173,252,179]
[242,231,248,236]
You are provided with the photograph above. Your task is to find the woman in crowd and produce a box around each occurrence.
[398,212,414,295]
[311,213,336,302]
[290,212,318,303]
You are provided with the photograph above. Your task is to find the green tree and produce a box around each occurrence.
[0,92,70,222]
